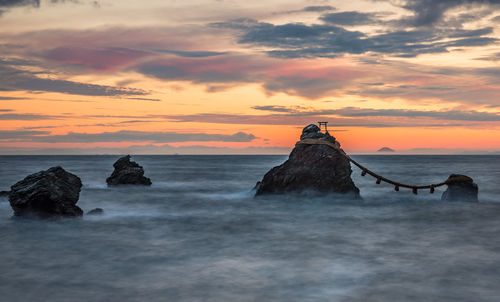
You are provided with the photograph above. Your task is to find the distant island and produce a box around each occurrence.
[377,147,395,152]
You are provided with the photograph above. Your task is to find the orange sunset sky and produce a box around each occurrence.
[0,0,499,154]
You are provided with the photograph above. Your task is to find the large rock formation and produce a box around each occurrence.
[255,124,360,197]
[441,174,478,202]
[106,155,152,186]
[9,166,83,217]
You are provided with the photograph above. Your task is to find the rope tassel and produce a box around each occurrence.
[296,139,460,195]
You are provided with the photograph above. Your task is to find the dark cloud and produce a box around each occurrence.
[231,20,365,55]
[0,96,25,100]
[252,105,297,113]
[0,0,39,7]
[0,130,49,140]
[217,18,497,58]
[0,113,59,120]
[21,125,59,130]
[0,130,257,143]
[392,0,500,27]
[303,5,336,12]
[320,11,378,25]
[118,120,156,124]
[154,49,228,58]
[0,61,147,96]
[126,97,161,102]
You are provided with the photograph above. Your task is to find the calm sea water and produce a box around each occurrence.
[0,155,499,302]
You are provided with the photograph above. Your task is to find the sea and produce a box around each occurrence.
[0,155,499,302]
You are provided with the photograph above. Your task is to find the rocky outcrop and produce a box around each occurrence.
[441,174,478,202]
[106,155,152,186]
[0,190,10,197]
[9,166,83,217]
[255,124,360,197]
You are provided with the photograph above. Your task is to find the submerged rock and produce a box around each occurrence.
[441,174,478,202]
[87,208,104,215]
[106,155,152,186]
[255,124,360,197]
[9,166,83,217]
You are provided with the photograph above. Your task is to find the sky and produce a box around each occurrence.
[0,0,499,154]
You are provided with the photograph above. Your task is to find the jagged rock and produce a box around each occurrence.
[441,174,478,202]
[87,208,104,215]
[0,190,10,197]
[9,166,83,217]
[300,124,323,140]
[256,124,360,197]
[106,155,152,186]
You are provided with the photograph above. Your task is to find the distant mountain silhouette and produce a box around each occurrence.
[377,147,395,152]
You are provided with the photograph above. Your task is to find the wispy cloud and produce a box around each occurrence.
[0,60,147,96]
[252,106,500,121]
[163,112,483,128]
[0,113,59,120]
[0,130,257,143]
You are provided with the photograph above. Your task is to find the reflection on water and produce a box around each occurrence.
[0,155,499,302]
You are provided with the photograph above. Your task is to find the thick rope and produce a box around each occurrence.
[297,139,472,194]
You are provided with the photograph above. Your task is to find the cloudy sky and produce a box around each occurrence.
[0,0,499,154]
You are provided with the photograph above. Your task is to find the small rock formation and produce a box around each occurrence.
[8,166,83,217]
[377,147,395,152]
[87,208,104,215]
[252,181,262,191]
[0,190,10,197]
[441,174,478,202]
[255,124,360,197]
[106,155,152,186]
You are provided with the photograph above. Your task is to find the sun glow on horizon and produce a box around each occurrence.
[0,0,499,154]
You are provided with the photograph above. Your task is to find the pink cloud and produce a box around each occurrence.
[44,47,151,72]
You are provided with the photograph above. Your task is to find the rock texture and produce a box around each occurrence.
[106,155,152,186]
[255,124,360,197]
[441,174,478,202]
[9,166,83,217]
